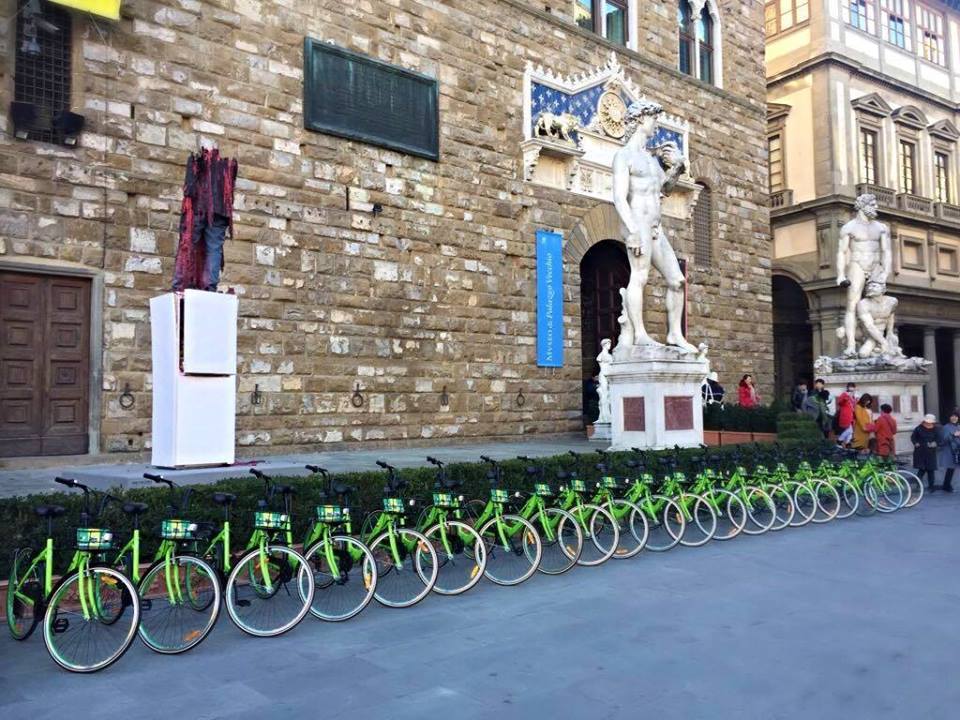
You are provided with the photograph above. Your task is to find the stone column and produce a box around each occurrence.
[923,327,940,419]
[953,330,960,413]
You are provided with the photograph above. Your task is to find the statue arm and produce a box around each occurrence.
[659,142,685,195]
[836,226,850,284]
[612,153,637,235]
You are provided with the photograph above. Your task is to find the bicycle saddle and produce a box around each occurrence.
[212,492,236,506]
[122,502,149,516]
[34,505,65,518]
[332,481,355,495]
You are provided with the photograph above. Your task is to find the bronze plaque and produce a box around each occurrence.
[622,397,645,431]
[664,396,694,431]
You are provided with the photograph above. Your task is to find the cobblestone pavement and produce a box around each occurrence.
[2,493,958,719]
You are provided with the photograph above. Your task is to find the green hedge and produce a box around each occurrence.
[776,412,823,442]
[703,403,779,433]
[0,442,825,579]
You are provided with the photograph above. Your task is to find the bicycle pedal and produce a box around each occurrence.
[140,598,153,612]
[52,617,69,634]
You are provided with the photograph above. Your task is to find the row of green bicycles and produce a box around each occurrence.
[6,445,922,672]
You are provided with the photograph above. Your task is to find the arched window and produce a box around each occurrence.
[678,1,695,77]
[697,7,714,85]
[693,183,713,267]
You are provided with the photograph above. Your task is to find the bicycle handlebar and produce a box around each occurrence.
[426,456,443,467]
[305,464,329,477]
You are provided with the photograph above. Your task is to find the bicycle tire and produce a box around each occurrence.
[831,477,860,519]
[787,482,817,527]
[810,480,840,524]
[138,555,221,654]
[889,470,922,508]
[479,514,542,584]
[302,535,377,621]
[43,566,140,673]
[571,503,619,566]
[224,545,314,637]
[678,494,717,547]
[706,489,746,541]
[765,484,795,531]
[368,528,437,608]
[740,487,777,536]
[530,507,582,574]
[871,473,905,513]
[422,520,487,596]
[603,499,648,559]
[7,547,42,641]
[642,495,685,551]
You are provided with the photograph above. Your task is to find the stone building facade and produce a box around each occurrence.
[767,0,960,416]
[0,0,770,458]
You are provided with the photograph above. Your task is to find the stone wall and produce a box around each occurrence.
[0,0,772,454]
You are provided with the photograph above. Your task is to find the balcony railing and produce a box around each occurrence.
[896,192,934,216]
[855,183,897,209]
[934,201,960,224]
[769,189,793,208]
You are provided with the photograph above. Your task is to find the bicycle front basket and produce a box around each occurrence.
[161,519,198,541]
[254,511,290,530]
[383,497,405,514]
[534,482,553,497]
[76,527,113,551]
[316,505,343,522]
[432,492,459,509]
[490,488,510,504]
[571,479,587,493]
[601,476,619,489]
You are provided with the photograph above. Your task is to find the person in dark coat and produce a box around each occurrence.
[911,414,941,491]
[938,409,960,493]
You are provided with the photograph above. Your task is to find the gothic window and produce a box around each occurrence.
[678,1,695,76]
[693,183,713,267]
[14,0,72,144]
[697,6,714,84]
[678,1,721,86]
[575,1,629,46]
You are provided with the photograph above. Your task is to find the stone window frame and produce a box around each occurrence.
[767,103,790,193]
[893,105,928,197]
[933,147,952,204]
[677,0,724,88]
[880,0,913,51]
[768,133,786,192]
[852,94,892,187]
[843,0,878,34]
[765,0,811,39]
[929,119,960,205]
[574,1,638,50]
[916,3,946,67]
[936,243,960,276]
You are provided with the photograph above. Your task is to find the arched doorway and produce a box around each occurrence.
[772,274,812,403]
[580,239,629,424]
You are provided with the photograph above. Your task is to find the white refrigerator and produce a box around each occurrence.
[150,290,237,467]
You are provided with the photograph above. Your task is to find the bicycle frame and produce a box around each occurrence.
[11,537,55,609]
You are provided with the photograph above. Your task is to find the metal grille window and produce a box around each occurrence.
[881,0,911,49]
[917,5,944,66]
[860,129,878,184]
[935,151,950,203]
[693,183,713,267]
[14,0,72,143]
[899,140,916,194]
[768,134,784,192]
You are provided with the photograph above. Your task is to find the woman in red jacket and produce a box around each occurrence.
[874,403,898,457]
[738,374,760,408]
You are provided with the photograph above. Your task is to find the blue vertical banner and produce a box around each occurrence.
[536,229,564,367]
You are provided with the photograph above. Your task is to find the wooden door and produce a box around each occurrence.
[0,272,90,457]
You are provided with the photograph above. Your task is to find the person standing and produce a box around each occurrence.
[852,393,875,451]
[791,381,809,413]
[911,414,941,491]
[874,404,898,458]
[835,382,857,447]
[738,374,760,408]
[803,388,831,439]
[938,409,960,493]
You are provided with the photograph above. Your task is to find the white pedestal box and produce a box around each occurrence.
[607,351,709,451]
[820,368,929,455]
[150,291,238,468]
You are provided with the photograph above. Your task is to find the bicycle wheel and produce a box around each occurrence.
[707,489,746,541]
[43,566,140,673]
[604,499,648,559]
[856,480,878,517]
[138,555,221,654]
[569,504,619,566]
[741,487,776,536]
[832,477,860,519]
[422,520,486,596]
[788,482,817,527]
[7,548,44,641]
[225,545,314,637]
[301,535,377,621]
[530,507,582,574]
[479,514,542,584]
[368,528,437,608]
[641,495,685,551]
[810,480,840,524]
[870,473,905,513]
[890,470,922,508]
[765,484,795,531]
[678,494,717,547]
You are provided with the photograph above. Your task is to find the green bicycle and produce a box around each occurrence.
[617,455,686,551]
[7,477,141,673]
[575,450,649,559]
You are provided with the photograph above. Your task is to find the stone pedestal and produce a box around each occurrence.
[590,421,611,443]
[819,365,929,455]
[607,349,709,450]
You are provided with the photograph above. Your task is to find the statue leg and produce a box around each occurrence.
[653,229,697,352]
[843,263,866,357]
[625,248,655,345]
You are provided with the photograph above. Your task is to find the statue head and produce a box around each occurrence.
[864,280,885,297]
[624,98,663,139]
[854,193,879,220]
[600,338,612,351]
